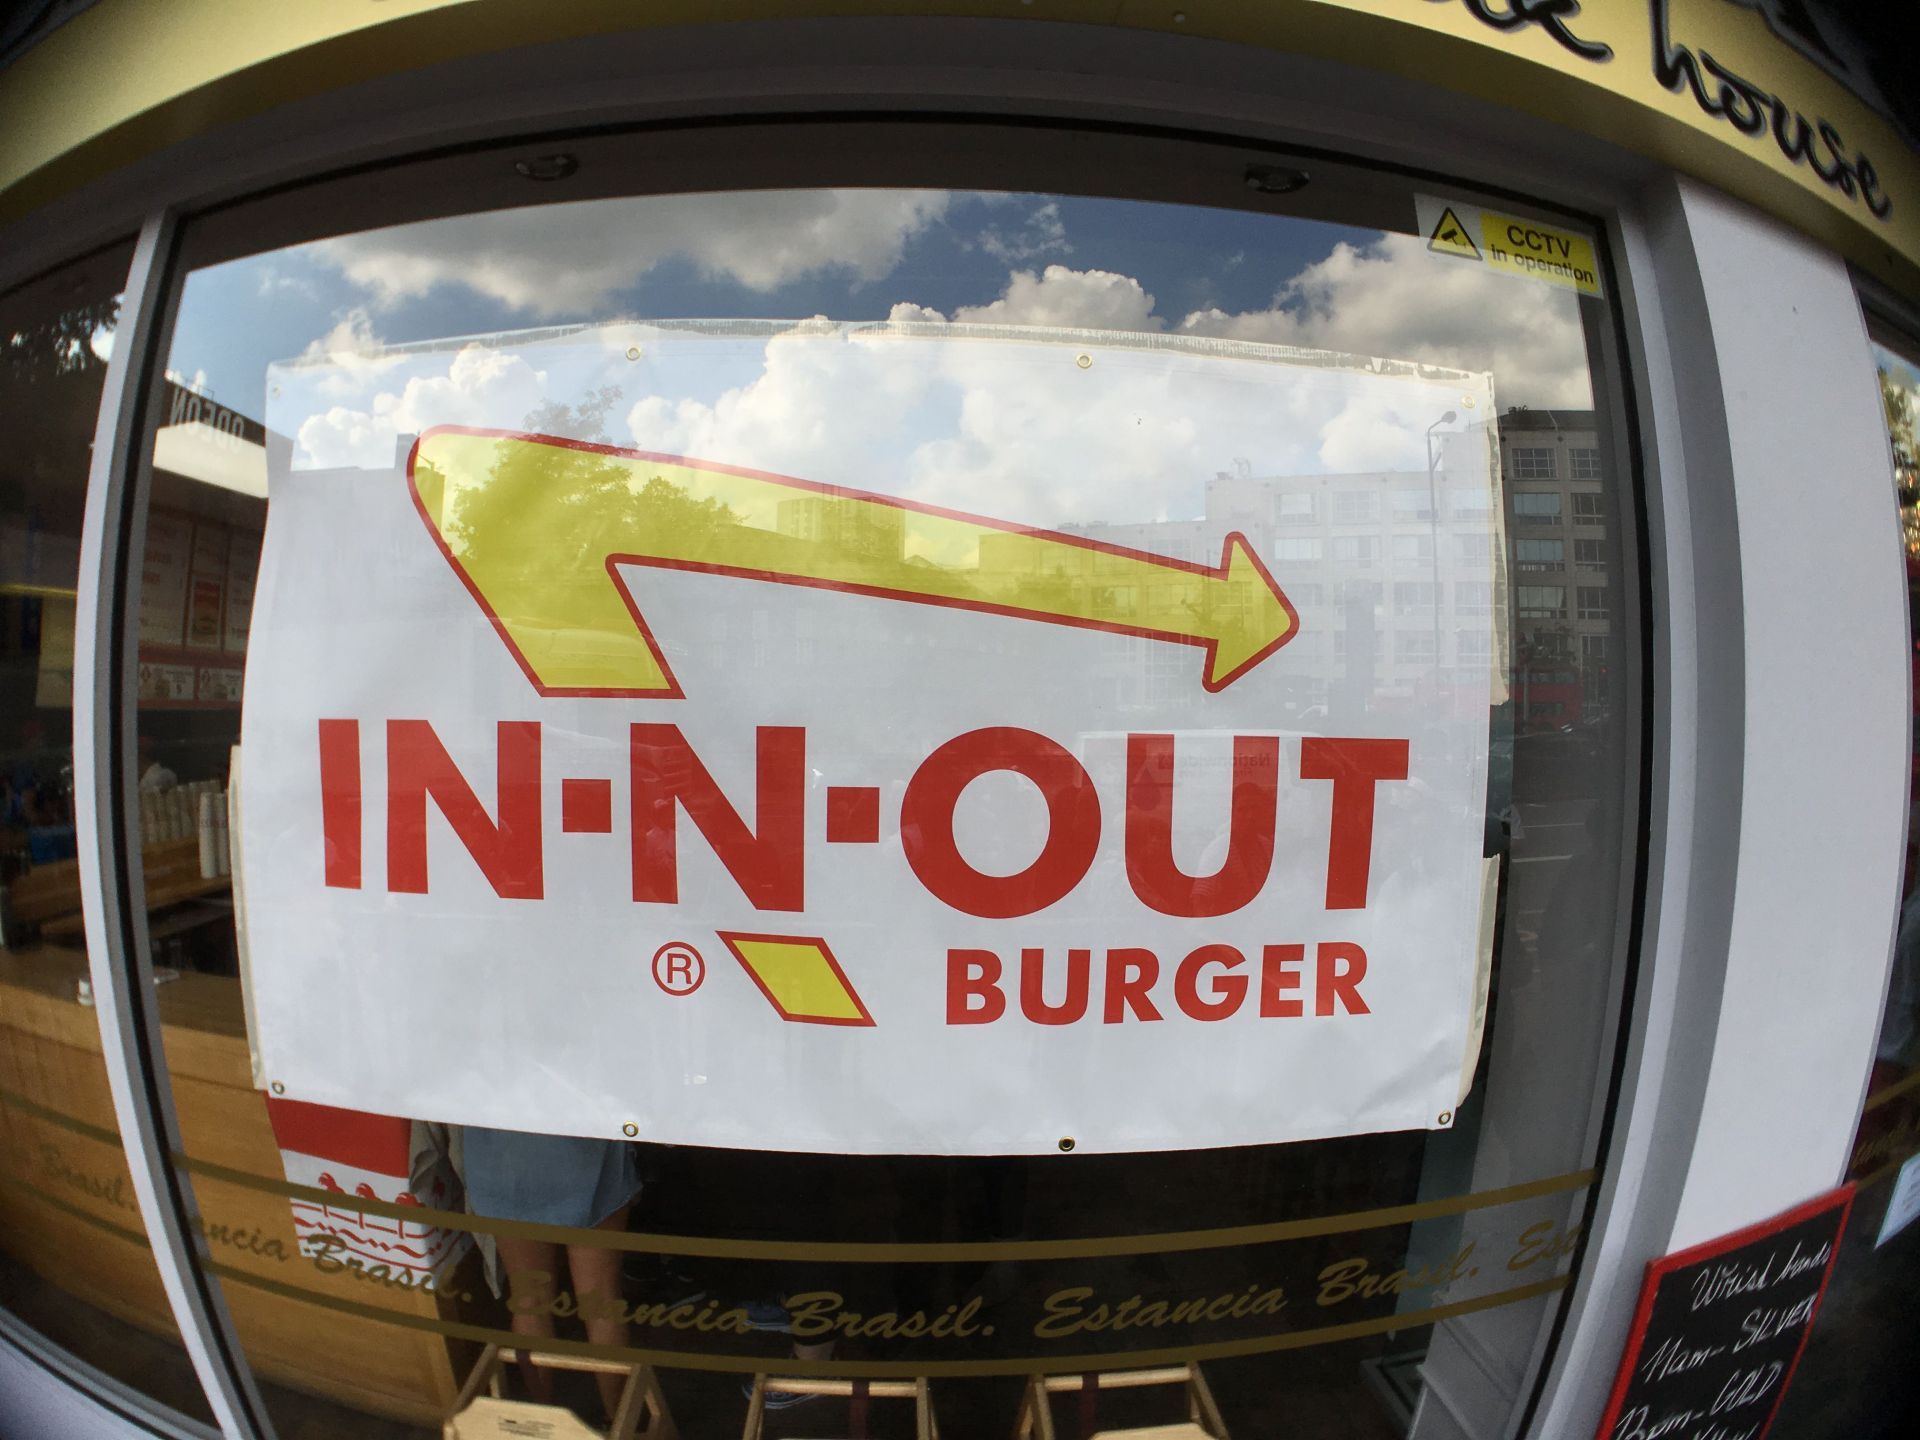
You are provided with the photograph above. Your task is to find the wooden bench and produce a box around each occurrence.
[743,1375,939,1439]
[1013,1364,1229,1440]
[7,836,229,942]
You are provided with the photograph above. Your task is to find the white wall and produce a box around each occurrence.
[1530,173,1909,1438]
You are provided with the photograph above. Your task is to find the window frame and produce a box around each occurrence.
[33,104,1664,1440]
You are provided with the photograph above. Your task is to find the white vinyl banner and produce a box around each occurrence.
[242,321,1502,1154]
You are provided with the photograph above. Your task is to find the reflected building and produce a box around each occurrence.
[1495,407,1612,730]
[775,492,907,562]
[1060,412,1615,732]
[1063,447,1498,724]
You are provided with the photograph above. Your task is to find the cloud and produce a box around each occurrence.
[975,201,1071,264]
[627,326,933,491]
[298,308,405,396]
[619,265,1169,508]
[1179,233,1591,410]
[623,321,1185,526]
[907,264,1160,333]
[1315,392,1430,472]
[306,190,951,318]
[295,342,548,469]
[899,339,1200,523]
[256,264,319,300]
[295,406,395,472]
[617,315,1390,533]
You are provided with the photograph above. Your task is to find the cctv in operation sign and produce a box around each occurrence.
[240,320,1502,1154]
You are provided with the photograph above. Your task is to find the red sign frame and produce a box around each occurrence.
[1593,1183,1855,1440]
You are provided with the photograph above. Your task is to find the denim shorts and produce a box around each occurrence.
[459,1127,642,1228]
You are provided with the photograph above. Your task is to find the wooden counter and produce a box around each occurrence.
[0,945,468,1425]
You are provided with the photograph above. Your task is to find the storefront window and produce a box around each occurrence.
[0,243,216,1423]
[1769,329,1920,1436]
[120,128,1642,1438]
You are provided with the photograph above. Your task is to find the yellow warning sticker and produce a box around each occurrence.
[1427,206,1482,261]
[1415,194,1603,298]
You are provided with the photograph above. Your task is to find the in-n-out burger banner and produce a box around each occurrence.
[241,321,1503,1154]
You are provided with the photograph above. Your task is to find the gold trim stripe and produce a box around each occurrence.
[199,1257,1570,1377]
[1853,1151,1918,1192]
[175,1147,1595,1262]
[0,1174,152,1249]
[0,1084,124,1147]
[1862,1066,1920,1113]
[0,1081,1593,1262]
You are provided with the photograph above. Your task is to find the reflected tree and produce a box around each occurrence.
[1880,365,1919,556]
[0,294,118,524]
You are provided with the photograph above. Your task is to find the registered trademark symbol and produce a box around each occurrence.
[652,941,705,996]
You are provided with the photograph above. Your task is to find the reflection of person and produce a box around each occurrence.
[460,1126,641,1418]
[3,717,57,827]
[137,730,177,792]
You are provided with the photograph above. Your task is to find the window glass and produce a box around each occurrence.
[1516,539,1564,570]
[1510,448,1555,480]
[1569,448,1601,480]
[1333,491,1379,524]
[130,139,1640,1439]
[1395,631,1437,661]
[1771,331,1920,1437]
[0,245,216,1424]
[1512,492,1562,519]
[1517,585,1566,618]
[1393,581,1437,613]
[1390,488,1435,521]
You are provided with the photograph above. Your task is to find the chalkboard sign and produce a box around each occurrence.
[1595,1186,1854,1440]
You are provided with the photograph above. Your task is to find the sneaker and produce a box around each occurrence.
[742,1377,819,1410]
[739,1297,794,1333]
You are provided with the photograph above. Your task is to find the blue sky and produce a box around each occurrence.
[165,190,1588,428]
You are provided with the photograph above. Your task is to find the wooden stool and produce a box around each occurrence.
[445,1344,677,1440]
[741,1375,940,1439]
[1012,1363,1228,1440]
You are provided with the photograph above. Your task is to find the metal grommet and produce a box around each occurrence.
[622,1122,639,1138]
[1075,353,1093,369]
[1437,1110,1453,1126]
[270,1081,285,1095]
[1058,1136,1076,1152]
[625,346,642,361]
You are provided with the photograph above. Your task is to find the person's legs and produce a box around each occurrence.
[566,1207,632,1417]
[495,1235,561,1402]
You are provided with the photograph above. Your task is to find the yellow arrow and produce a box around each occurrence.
[408,426,1298,697]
